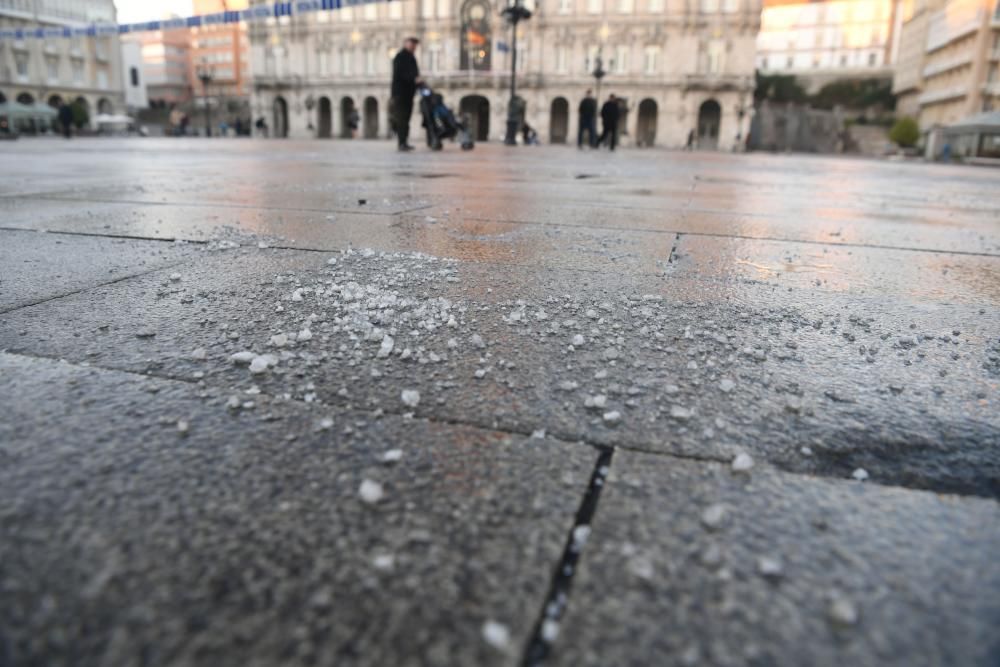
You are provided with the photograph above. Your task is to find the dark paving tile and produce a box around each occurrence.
[0,352,595,667]
[553,449,1000,667]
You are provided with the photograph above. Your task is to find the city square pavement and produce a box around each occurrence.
[1,137,999,667]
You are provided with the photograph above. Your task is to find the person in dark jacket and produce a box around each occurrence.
[577,89,597,148]
[391,37,422,152]
[598,94,620,151]
[58,103,74,139]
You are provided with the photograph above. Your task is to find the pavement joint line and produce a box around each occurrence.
[460,214,1000,260]
[3,193,434,218]
[0,257,197,316]
[668,233,681,264]
[522,447,615,667]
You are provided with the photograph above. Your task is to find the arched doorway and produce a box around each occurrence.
[636,99,657,147]
[697,99,721,150]
[363,97,378,139]
[460,0,492,71]
[16,92,35,105]
[47,94,63,109]
[97,98,112,115]
[273,96,288,138]
[549,97,569,144]
[317,96,332,138]
[459,95,490,141]
[340,96,356,138]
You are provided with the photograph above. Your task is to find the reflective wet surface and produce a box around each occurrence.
[1,138,999,666]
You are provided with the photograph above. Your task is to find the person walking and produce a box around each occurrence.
[686,128,696,150]
[390,37,422,152]
[58,103,74,139]
[349,107,360,138]
[598,94,620,151]
[577,89,597,148]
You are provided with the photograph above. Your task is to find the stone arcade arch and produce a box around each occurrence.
[636,98,657,147]
[363,97,378,139]
[459,95,490,141]
[697,99,721,150]
[317,96,332,138]
[549,97,569,144]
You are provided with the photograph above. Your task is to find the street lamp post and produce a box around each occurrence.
[196,62,213,138]
[592,48,607,101]
[501,0,532,146]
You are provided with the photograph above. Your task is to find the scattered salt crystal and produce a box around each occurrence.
[169,273,181,282]
[381,449,403,463]
[481,621,511,651]
[270,333,289,347]
[447,338,458,349]
[327,257,338,265]
[531,429,546,439]
[828,596,859,626]
[226,396,241,409]
[571,525,591,552]
[249,356,270,374]
[669,406,693,420]
[401,389,421,408]
[447,316,457,328]
[757,556,784,578]
[229,352,257,364]
[586,309,598,319]
[603,410,622,424]
[541,619,560,642]
[470,334,486,349]
[297,329,313,342]
[851,468,869,481]
[318,418,334,430]
[257,241,269,249]
[719,378,736,393]
[559,380,579,391]
[585,395,608,409]
[358,479,384,504]
[732,452,754,473]
[572,334,585,346]
[176,420,189,435]
[377,336,395,358]
[291,289,304,302]
[190,347,207,361]
[800,446,813,456]
[372,554,395,571]
[701,504,727,530]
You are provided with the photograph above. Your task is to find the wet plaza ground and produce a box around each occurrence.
[1,138,999,666]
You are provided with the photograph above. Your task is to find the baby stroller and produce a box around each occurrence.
[419,85,474,151]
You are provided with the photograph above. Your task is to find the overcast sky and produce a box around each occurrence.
[115,0,194,23]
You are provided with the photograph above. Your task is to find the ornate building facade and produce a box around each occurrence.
[0,0,124,125]
[249,0,761,148]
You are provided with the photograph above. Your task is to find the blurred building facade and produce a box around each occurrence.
[120,39,149,112]
[190,0,251,112]
[892,0,1000,128]
[756,0,899,92]
[248,0,762,148]
[127,21,193,106]
[0,0,124,122]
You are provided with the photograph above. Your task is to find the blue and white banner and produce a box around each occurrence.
[0,0,394,41]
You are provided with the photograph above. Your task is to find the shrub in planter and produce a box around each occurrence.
[889,117,919,148]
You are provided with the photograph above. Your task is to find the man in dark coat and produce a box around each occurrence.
[598,94,620,151]
[577,89,597,148]
[391,37,421,152]
[58,103,74,139]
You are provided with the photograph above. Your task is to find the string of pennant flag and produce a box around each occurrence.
[0,0,396,41]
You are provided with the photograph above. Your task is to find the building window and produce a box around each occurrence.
[700,0,718,12]
[46,56,59,82]
[585,45,599,73]
[649,0,663,10]
[556,45,567,72]
[643,46,659,74]
[868,52,877,66]
[130,66,139,87]
[559,0,572,13]
[15,52,29,80]
[707,39,725,74]
[460,0,492,71]
[340,7,353,21]
[366,48,376,75]
[341,49,352,75]
[618,0,633,13]
[72,59,83,83]
[786,56,793,68]
[723,0,738,11]
[437,0,450,17]
[97,69,109,89]
[422,0,434,18]
[587,0,601,14]
[615,45,628,73]
[427,43,442,72]
[840,54,847,66]
[318,50,330,76]
[365,2,377,20]
[390,0,403,19]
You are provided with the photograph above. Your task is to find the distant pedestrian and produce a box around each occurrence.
[255,116,269,138]
[349,107,360,138]
[522,121,539,145]
[58,103,73,139]
[391,37,422,152]
[578,89,597,148]
[686,129,696,150]
[598,94,619,151]
[180,114,190,136]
